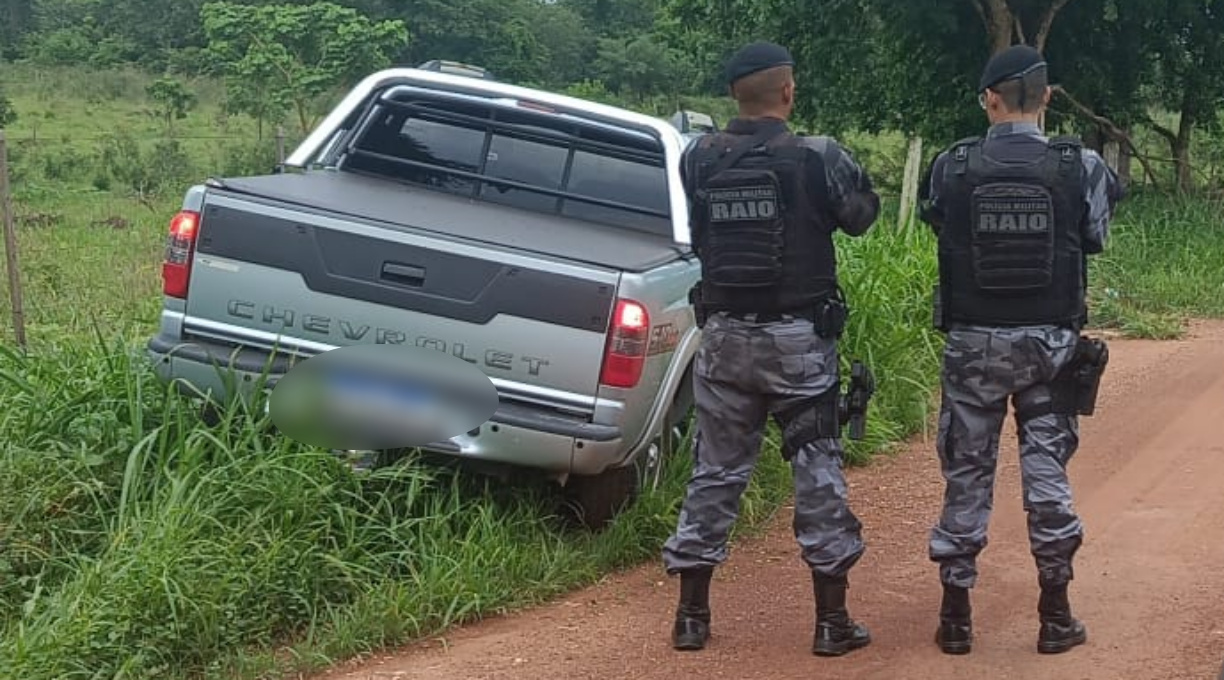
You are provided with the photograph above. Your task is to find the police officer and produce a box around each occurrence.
[918,45,1122,656]
[661,41,881,657]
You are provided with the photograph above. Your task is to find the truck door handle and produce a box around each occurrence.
[381,262,426,287]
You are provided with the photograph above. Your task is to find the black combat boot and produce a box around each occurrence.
[812,572,872,657]
[1037,582,1087,654]
[935,583,973,654]
[672,567,713,651]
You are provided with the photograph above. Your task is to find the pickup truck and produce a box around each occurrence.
[145,67,702,529]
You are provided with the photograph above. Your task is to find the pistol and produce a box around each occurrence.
[1073,337,1109,416]
[840,360,876,441]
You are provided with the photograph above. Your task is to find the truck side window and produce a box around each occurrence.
[392,116,486,196]
[564,151,670,237]
[347,112,487,196]
[344,96,672,235]
[480,133,568,213]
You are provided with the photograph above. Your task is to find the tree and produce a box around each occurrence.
[1143,0,1224,192]
[657,0,979,140]
[658,0,1151,146]
[1040,0,1165,187]
[201,1,409,135]
[0,91,16,129]
[0,0,35,59]
[525,2,594,87]
[145,77,197,134]
[968,0,1080,54]
[562,0,662,38]
[593,33,696,100]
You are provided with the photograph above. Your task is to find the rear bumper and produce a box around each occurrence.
[145,333,632,476]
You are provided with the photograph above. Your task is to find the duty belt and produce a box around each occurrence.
[721,310,816,324]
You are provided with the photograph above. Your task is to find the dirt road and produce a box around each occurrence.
[315,320,1224,680]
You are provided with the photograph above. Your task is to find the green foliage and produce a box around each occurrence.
[145,77,197,133]
[520,1,593,86]
[0,0,35,59]
[0,90,15,128]
[201,1,410,135]
[97,131,197,200]
[1087,190,1224,337]
[837,217,943,459]
[657,0,988,140]
[593,33,696,99]
[658,0,1224,182]
[563,0,663,38]
[20,13,139,67]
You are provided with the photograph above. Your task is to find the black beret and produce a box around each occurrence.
[979,44,1047,92]
[725,41,795,85]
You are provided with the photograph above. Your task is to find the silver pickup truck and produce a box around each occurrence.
[145,67,703,529]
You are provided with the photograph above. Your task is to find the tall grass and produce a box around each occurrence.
[838,217,943,460]
[0,336,795,679]
[1087,190,1224,338]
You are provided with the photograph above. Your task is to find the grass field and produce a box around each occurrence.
[1,64,1223,679]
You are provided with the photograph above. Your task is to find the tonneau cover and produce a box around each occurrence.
[213,170,691,273]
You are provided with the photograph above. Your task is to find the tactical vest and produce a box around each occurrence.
[935,135,1088,330]
[688,128,838,315]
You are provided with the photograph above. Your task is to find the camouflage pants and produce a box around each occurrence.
[662,312,865,578]
[929,324,1085,589]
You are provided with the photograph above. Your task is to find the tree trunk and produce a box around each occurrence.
[1174,118,1194,194]
[973,1,1075,53]
[295,100,311,137]
[1083,126,1104,154]
[1034,0,1075,52]
[1172,90,1197,194]
[1116,125,1133,187]
[973,0,1015,53]
[898,136,924,229]
[1053,85,1163,192]
[1103,139,1120,173]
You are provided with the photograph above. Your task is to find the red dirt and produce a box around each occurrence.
[312,320,1224,680]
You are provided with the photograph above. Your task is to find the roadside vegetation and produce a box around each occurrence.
[1,1,1223,678]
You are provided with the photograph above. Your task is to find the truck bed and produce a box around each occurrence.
[211,170,691,273]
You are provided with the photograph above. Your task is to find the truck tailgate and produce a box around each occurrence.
[180,185,624,413]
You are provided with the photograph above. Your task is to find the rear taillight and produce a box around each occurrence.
[162,210,200,299]
[600,299,650,389]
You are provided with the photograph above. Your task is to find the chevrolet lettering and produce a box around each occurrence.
[145,66,702,530]
[225,299,551,376]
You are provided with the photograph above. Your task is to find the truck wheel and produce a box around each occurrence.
[563,380,695,531]
[562,462,640,532]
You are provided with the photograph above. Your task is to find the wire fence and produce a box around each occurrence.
[6,128,297,162]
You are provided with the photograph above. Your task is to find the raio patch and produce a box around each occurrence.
[268,344,499,451]
[707,186,780,223]
[972,185,1054,235]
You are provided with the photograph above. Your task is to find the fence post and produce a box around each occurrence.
[276,126,286,166]
[897,136,924,229]
[0,130,28,350]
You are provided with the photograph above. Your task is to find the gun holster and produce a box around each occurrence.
[814,294,849,339]
[932,284,946,332]
[689,283,708,329]
[1071,335,1109,416]
[838,360,876,441]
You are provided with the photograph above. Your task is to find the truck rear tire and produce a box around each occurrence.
[561,461,640,531]
[562,372,694,531]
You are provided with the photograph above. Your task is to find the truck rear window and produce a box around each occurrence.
[343,93,672,236]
